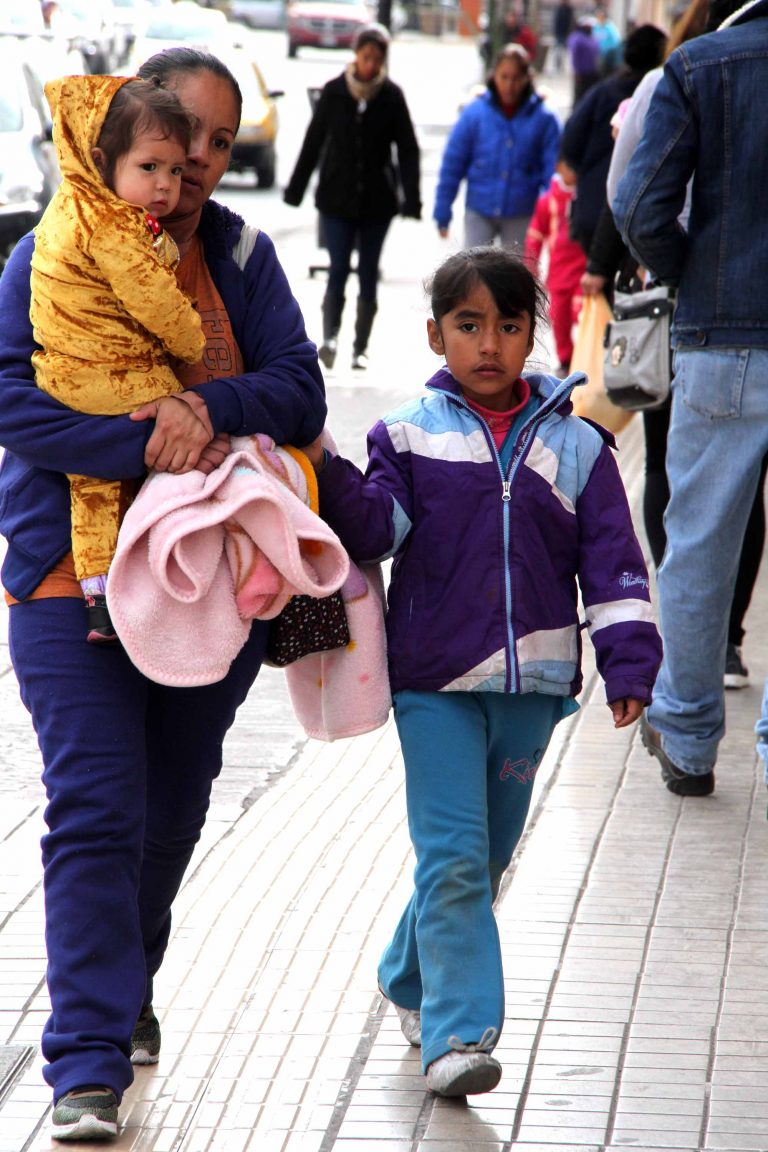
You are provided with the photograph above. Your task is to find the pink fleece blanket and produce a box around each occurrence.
[107,435,349,687]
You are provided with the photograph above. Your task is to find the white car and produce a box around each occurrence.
[0,42,60,268]
[230,0,286,29]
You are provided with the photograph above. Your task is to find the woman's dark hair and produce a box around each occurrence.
[427,247,548,340]
[487,43,534,103]
[136,47,243,130]
[95,79,194,189]
[622,24,668,72]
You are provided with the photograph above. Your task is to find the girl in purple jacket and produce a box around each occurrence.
[304,248,661,1099]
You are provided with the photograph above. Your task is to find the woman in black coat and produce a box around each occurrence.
[283,23,421,370]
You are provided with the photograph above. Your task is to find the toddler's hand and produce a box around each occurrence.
[131,395,210,473]
[303,433,327,470]
[196,433,232,475]
[609,698,645,729]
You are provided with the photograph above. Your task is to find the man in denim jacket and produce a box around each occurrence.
[612,0,768,797]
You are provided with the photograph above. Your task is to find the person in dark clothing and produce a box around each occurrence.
[561,24,666,256]
[552,0,575,71]
[567,19,601,105]
[283,23,421,372]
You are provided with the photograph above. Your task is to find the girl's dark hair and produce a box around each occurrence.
[136,47,243,129]
[95,79,194,189]
[427,247,548,340]
[487,43,534,103]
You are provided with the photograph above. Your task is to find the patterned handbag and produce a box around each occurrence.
[266,590,350,668]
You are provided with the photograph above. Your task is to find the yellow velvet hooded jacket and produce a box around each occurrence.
[30,74,204,414]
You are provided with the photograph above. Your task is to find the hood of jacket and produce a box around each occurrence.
[46,73,131,193]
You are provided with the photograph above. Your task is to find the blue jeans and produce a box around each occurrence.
[378,690,564,1071]
[649,347,768,775]
[9,596,267,1101]
[320,214,390,304]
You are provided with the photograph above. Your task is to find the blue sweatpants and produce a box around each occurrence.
[378,689,567,1071]
[9,596,268,1102]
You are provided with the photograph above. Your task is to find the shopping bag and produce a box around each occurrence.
[569,293,633,435]
[603,284,675,411]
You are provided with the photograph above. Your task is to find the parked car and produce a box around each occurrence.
[110,0,153,66]
[286,0,373,57]
[220,48,283,188]
[46,0,120,74]
[124,0,234,69]
[0,41,60,270]
[230,0,286,30]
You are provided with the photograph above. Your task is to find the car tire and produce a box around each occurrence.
[287,39,298,57]
[255,147,276,189]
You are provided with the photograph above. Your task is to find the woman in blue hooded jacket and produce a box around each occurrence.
[433,44,561,252]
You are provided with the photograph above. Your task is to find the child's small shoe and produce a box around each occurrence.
[379,984,421,1046]
[426,1050,502,1097]
[393,1002,421,1047]
[85,594,118,644]
[425,1028,501,1097]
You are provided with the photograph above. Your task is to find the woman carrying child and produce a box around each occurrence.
[0,48,325,1141]
[304,247,661,1098]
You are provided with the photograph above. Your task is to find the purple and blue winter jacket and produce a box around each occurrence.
[318,367,661,704]
[0,201,327,600]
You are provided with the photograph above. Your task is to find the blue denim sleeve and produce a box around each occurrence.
[612,58,697,284]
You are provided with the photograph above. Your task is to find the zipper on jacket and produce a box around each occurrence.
[436,375,578,693]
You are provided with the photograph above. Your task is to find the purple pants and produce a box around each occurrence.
[9,595,267,1102]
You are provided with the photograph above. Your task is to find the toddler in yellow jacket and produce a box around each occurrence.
[30,74,205,641]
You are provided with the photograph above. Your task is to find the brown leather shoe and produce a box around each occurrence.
[640,713,715,797]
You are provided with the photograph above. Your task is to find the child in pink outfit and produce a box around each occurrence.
[524,157,586,372]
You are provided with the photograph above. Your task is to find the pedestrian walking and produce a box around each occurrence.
[551,0,575,72]
[561,23,667,258]
[613,0,768,796]
[433,44,561,253]
[302,246,662,1098]
[524,154,586,373]
[0,46,326,1142]
[567,17,601,106]
[283,23,421,372]
[603,0,765,693]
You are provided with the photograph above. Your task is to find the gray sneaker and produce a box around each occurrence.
[51,1087,118,1142]
[425,1027,501,1097]
[378,985,421,1046]
[393,1002,421,1047]
[131,1004,161,1065]
[426,1050,502,1097]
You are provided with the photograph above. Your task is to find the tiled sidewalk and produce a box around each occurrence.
[2,419,768,1152]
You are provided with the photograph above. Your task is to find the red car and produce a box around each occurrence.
[287,0,373,56]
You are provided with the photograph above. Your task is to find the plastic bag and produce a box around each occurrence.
[569,294,633,435]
